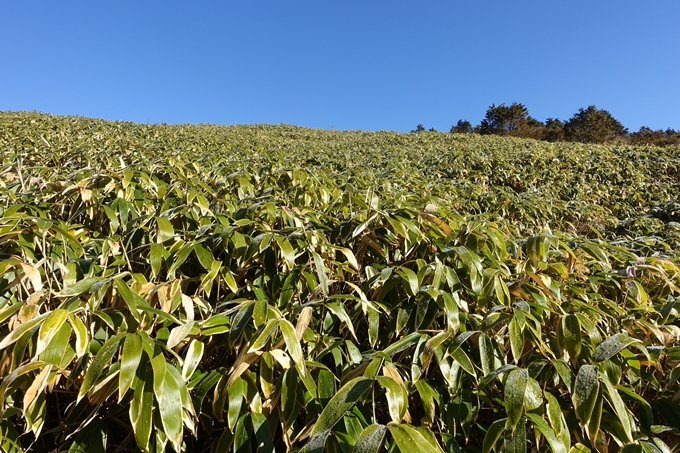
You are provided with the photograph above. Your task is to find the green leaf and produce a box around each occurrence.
[524,377,543,411]
[388,423,444,453]
[652,399,680,431]
[39,322,73,367]
[621,445,643,453]
[456,246,483,294]
[248,319,278,352]
[600,370,634,443]
[397,266,420,296]
[504,416,527,453]
[415,380,439,424]
[618,385,653,431]
[36,308,68,356]
[276,236,297,269]
[353,424,386,453]
[182,339,204,381]
[593,333,640,362]
[478,333,496,376]
[223,268,239,294]
[317,368,336,408]
[482,418,506,453]
[59,276,105,297]
[0,303,24,325]
[119,333,143,402]
[158,362,184,451]
[377,376,407,423]
[0,312,49,350]
[526,413,568,453]
[494,274,511,305]
[505,368,528,428]
[586,386,602,447]
[156,216,174,243]
[253,296,267,328]
[150,243,164,278]
[228,377,245,430]
[451,347,476,377]
[166,321,196,349]
[545,391,570,450]
[572,364,599,426]
[383,332,425,357]
[551,359,574,392]
[67,420,107,453]
[193,243,213,270]
[251,412,275,453]
[651,438,673,453]
[280,319,304,367]
[509,316,524,364]
[312,251,329,295]
[479,364,517,388]
[78,333,126,402]
[167,243,193,277]
[327,302,357,341]
[568,444,592,453]
[368,305,379,347]
[141,336,167,398]
[68,314,89,358]
[130,359,153,451]
[201,314,230,335]
[0,361,50,419]
[305,377,372,452]
[561,314,582,363]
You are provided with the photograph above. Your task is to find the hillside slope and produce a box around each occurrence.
[0,111,679,452]
[3,111,679,245]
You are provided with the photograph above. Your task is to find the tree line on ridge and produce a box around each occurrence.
[413,103,680,146]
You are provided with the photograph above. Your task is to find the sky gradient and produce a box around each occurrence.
[1,1,678,132]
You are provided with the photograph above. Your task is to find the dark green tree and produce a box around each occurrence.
[478,102,532,135]
[564,105,628,143]
[629,126,680,146]
[450,119,473,134]
[544,118,565,142]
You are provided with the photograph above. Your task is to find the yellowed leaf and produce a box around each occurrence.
[23,365,52,412]
[295,306,313,340]
[21,263,43,292]
[269,349,292,369]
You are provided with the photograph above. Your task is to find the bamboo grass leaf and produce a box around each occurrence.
[593,333,640,363]
[119,333,143,402]
[68,314,89,358]
[352,424,386,453]
[572,365,599,426]
[36,308,68,356]
[504,368,528,428]
[305,377,372,452]
[387,423,444,453]
[78,333,126,402]
[376,376,407,422]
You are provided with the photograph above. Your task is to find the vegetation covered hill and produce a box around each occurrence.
[0,111,679,452]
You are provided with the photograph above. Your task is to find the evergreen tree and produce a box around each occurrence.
[544,118,565,142]
[478,102,531,135]
[450,119,473,133]
[564,106,628,143]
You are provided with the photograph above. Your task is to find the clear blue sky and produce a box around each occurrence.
[1,1,678,132]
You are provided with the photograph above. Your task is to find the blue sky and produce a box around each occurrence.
[1,1,678,132]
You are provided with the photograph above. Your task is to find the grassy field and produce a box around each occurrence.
[0,111,679,452]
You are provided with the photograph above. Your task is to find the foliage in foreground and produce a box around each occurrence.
[0,112,679,452]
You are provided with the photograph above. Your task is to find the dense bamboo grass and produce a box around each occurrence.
[0,111,679,452]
